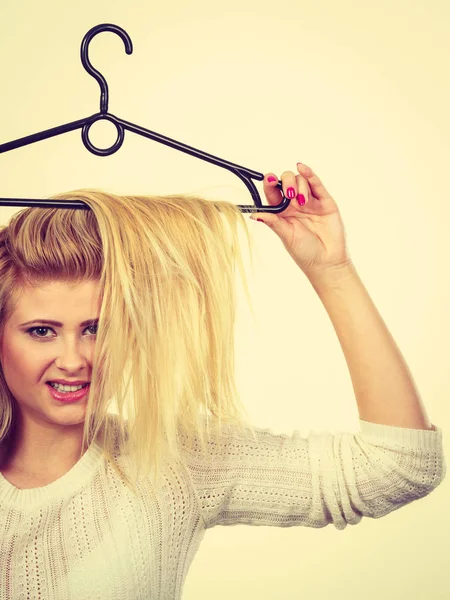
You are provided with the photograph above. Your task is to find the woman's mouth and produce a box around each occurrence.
[46,382,91,403]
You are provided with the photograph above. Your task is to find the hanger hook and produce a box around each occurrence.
[80,23,133,114]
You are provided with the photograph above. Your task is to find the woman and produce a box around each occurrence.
[0,163,445,599]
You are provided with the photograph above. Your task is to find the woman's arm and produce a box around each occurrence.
[307,262,433,430]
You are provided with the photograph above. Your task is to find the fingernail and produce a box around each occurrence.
[257,219,265,223]
[268,176,277,182]
[297,193,306,206]
[287,187,296,199]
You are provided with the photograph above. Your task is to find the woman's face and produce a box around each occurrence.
[0,280,101,430]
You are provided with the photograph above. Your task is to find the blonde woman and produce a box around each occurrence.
[0,162,445,599]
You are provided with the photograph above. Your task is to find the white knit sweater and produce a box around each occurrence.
[0,417,446,599]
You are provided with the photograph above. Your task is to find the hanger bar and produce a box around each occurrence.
[0,23,290,214]
[0,111,289,212]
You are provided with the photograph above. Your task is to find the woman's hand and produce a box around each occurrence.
[250,162,352,278]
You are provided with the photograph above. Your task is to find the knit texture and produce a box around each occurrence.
[0,416,446,599]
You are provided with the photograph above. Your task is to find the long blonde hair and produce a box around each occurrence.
[0,189,259,495]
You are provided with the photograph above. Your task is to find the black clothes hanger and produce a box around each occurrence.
[0,23,290,214]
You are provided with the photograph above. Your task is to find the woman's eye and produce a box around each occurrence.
[32,327,50,338]
[27,325,98,339]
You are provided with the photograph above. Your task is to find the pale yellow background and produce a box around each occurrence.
[0,1,449,598]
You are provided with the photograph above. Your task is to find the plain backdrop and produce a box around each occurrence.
[0,1,449,599]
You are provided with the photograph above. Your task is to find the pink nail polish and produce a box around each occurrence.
[287,187,295,199]
[268,176,277,182]
[297,194,305,206]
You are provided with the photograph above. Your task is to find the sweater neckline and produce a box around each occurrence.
[0,440,105,511]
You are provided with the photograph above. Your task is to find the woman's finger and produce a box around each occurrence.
[263,173,283,206]
[297,163,331,201]
[295,173,310,205]
[263,170,310,207]
[280,170,299,203]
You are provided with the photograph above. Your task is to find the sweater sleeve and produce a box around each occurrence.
[177,418,446,531]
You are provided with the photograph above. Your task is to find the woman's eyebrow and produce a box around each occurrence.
[19,318,99,327]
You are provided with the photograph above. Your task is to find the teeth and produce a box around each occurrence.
[49,382,87,392]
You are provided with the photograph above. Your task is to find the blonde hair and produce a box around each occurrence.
[0,189,259,495]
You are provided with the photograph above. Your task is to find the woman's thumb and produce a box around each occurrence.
[250,213,284,231]
[251,213,276,227]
